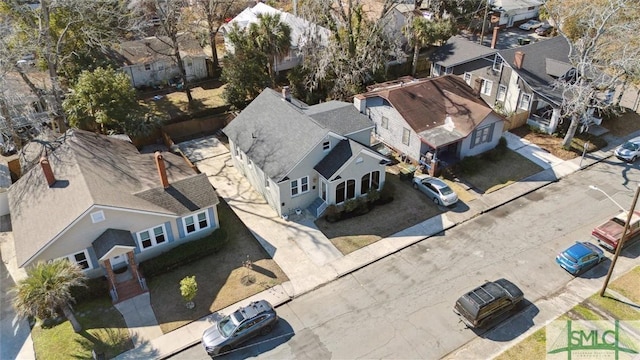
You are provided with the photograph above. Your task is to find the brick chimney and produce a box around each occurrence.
[282,86,291,102]
[154,151,169,189]
[40,156,56,187]
[491,27,499,49]
[514,51,525,69]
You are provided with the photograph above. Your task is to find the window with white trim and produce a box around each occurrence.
[481,79,493,95]
[472,124,494,147]
[182,211,210,234]
[519,93,531,110]
[493,56,503,71]
[64,250,92,270]
[290,176,309,196]
[464,72,472,85]
[497,85,507,101]
[137,225,167,250]
[91,210,105,223]
[381,116,389,129]
[144,63,151,71]
[402,128,410,145]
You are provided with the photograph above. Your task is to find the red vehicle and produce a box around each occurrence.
[592,210,640,252]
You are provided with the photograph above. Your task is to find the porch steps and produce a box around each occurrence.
[114,278,147,304]
[307,197,325,218]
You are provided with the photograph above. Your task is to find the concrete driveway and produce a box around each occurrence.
[179,136,343,297]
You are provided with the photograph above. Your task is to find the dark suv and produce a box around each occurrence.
[202,300,278,357]
[453,279,524,328]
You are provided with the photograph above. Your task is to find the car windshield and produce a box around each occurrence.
[440,186,454,195]
[563,252,577,263]
[622,142,639,151]
[217,314,237,338]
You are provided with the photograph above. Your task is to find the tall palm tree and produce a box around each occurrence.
[404,17,455,76]
[12,259,87,333]
[249,13,292,88]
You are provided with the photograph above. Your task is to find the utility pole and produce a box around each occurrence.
[600,183,640,297]
[479,0,490,46]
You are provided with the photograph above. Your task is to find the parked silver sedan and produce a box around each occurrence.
[412,174,459,206]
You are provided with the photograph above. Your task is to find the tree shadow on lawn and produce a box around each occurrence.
[315,174,444,254]
[147,202,289,334]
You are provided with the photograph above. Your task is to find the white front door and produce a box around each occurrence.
[110,253,127,267]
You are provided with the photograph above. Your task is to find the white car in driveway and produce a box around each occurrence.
[614,136,640,162]
[412,174,459,207]
[519,20,542,31]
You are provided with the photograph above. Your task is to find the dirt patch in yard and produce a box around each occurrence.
[315,174,445,254]
[148,200,288,334]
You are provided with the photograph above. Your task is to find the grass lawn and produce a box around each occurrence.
[316,174,444,255]
[140,80,227,121]
[32,298,132,360]
[495,266,640,359]
[453,149,544,194]
[148,200,289,333]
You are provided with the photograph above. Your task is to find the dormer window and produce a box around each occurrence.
[493,56,503,71]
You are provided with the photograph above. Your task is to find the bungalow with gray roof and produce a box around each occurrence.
[223,87,388,218]
[8,129,220,302]
[117,34,210,89]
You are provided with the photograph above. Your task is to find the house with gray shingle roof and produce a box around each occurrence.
[353,75,505,172]
[117,33,209,89]
[430,35,595,134]
[223,87,388,218]
[8,129,220,302]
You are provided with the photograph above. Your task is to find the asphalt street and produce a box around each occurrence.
[171,158,640,359]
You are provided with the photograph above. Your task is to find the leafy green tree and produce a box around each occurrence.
[248,13,292,88]
[12,259,87,333]
[63,67,156,137]
[180,276,198,309]
[404,16,455,76]
[221,24,270,109]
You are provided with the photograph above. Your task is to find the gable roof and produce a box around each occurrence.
[117,33,206,65]
[221,2,330,48]
[430,35,497,68]
[498,36,571,105]
[314,139,381,179]
[223,88,373,182]
[361,76,495,146]
[8,129,219,267]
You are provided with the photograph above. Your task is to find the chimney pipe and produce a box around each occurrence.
[491,26,499,49]
[514,51,525,69]
[154,151,169,189]
[282,86,291,102]
[40,156,56,187]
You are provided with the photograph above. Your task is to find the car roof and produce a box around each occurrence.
[566,242,600,258]
[418,175,448,188]
[236,300,274,321]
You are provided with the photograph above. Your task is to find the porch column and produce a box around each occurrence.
[104,259,116,288]
[549,108,560,133]
[429,159,438,177]
[126,251,140,281]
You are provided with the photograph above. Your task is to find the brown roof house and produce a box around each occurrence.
[353,75,505,172]
[117,33,210,89]
[8,129,220,302]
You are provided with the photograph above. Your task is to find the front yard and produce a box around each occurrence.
[316,145,543,254]
[31,199,289,357]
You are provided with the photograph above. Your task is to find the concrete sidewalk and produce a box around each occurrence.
[115,130,635,360]
[9,129,635,360]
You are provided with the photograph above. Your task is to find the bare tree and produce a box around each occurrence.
[297,0,403,100]
[546,0,640,148]
[129,0,198,103]
[187,0,242,73]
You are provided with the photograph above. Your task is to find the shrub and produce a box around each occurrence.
[140,228,228,278]
[344,198,359,213]
[71,276,110,303]
[180,276,198,303]
[354,197,370,215]
[366,188,381,203]
[378,182,395,204]
[324,204,342,222]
